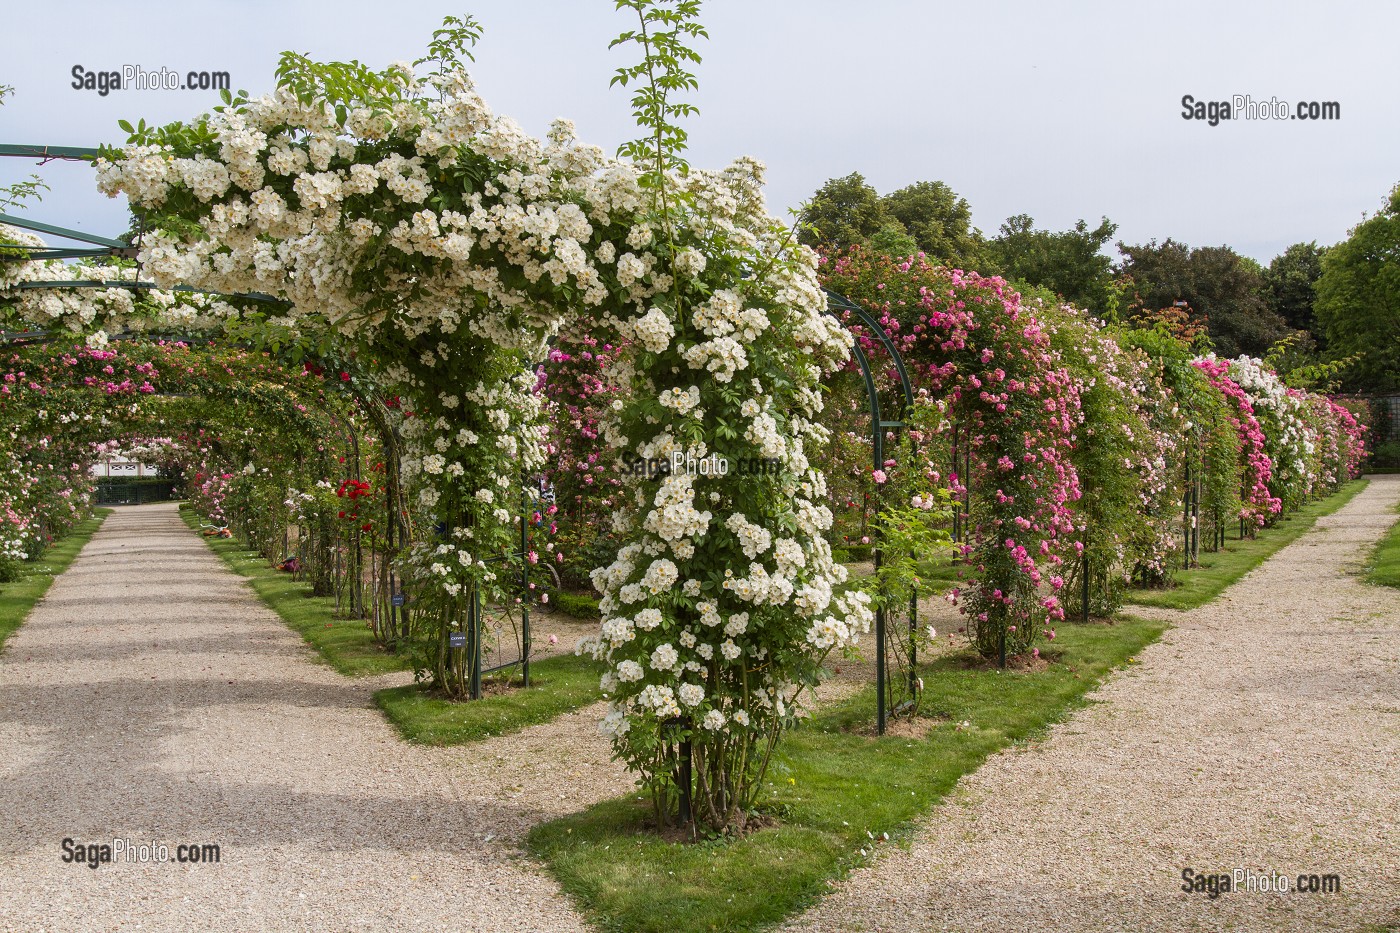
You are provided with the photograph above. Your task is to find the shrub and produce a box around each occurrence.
[552,591,601,620]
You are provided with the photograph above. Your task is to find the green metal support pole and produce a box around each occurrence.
[0,211,130,248]
[470,588,482,701]
[951,423,960,543]
[964,437,971,537]
[520,470,531,689]
[873,411,886,737]
[1184,460,1192,569]
[1081,552,1090,623]
[678,733,693,825]
[908,586,919,696]
[385,490,396,642]
[0,143,103,161]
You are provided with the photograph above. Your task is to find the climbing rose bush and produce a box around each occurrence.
[1222,355,1317,512]
[1037,303,1180,616]
[1193,356,1280,525]
[1314,398,1366,487]
[0,224,230,338]
[576,164,865,830]
[536,320,626,589]
[819,249,1079,658]
[93,28,861,831]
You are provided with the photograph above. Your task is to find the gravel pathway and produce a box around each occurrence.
[0,503,626,933]
[787,475,1400,933]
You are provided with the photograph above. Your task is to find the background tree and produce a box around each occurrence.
[879,180,987,269]
[866,221,918,258]
[989,214,1117,316]
[1117,238,1290,357]
[1315,184,1400,392]
[798,174,988,270]
[797,172,892,252]
[1264,241,1329,345]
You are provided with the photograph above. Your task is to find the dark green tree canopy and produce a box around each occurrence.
[798,173,987,270]
[988,214,1117,316]
[1263,241,1328,348]
[1315,185,1400,392]
[798,172,889,253]
[880,180,986,268]
[1117,238,1290,357]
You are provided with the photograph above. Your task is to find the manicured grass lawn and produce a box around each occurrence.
[179,508,407,677]
[1366,499,1400,589]
[1126,480,1366,610]
[0,509,111,651]
[375,653,604,745]
[528,614,1166,933]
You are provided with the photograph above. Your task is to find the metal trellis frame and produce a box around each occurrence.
[824,288,918,736]
[5,141,940,737]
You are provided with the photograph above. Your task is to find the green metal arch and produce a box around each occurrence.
[822,287,919,736]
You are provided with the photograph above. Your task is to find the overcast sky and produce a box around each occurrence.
[3,0,1398,263]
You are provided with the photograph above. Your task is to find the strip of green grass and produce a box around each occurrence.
[180,509,602,744]
[178,508,407,677]
[0,509,111,651]
[528,615,1166,933]
[1127,480,1367,610]
[1365,499,1400,589]
[375,653,604,745]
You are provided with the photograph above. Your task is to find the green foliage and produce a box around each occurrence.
[1263,332,1356,391]
[1264,241,1329,345]
[798,174,987,270]
[797,172,889,252]
[1372,440,1400,469]
[866,221,918,258]
[530,614,1167,933]
[1118,238,1291,357]
[850,400,957,712]
[989,214,1118,316]
[1041,308,1168,615]
[274,51,409,114]
[1121,322,1243,580]
[611,0,708,195]
[880,180,987,268]
[415,14,484,75]
[1315,184,1400,393]
[553,590,602,619]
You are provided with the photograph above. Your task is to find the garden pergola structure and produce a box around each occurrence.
[1,142,929,734]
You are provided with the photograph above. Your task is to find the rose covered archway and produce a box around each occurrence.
[36,11,871,833]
